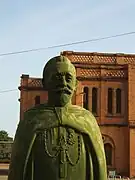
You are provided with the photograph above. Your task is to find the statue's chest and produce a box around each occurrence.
[34,127,86,179]
[33,108,86,179]
[35,127,82,165]
[35,108,84,159]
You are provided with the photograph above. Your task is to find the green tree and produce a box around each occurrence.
[0,130,13,141]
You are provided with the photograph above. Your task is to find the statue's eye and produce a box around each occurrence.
[66,75,72,82]
[56,74,62,80]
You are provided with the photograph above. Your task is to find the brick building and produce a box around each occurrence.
[18,51,135,178]
[0,141,12,175]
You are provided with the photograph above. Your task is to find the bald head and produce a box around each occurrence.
[42,55,77,106]
[43,56,76,78]
[42,55,77,91]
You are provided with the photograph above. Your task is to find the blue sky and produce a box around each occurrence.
[0,0,135,137]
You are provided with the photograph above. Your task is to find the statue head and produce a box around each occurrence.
[42,55,77,106]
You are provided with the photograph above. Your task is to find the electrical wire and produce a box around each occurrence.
[0,31,135,57]
[0,89,18,94]
[0,31,135,93]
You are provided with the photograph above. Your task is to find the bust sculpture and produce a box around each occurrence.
[8,56,107,180]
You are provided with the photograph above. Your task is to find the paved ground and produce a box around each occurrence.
[0,176,135,180]
[0,176,7,180]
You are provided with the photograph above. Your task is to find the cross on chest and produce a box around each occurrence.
[58,127,67,178]
[44,126,81,179]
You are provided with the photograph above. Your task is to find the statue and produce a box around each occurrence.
[8,56,107,180]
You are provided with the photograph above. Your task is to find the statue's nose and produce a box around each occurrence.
[61,76,67,86]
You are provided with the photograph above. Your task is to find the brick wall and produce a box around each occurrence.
[128,64,135,177]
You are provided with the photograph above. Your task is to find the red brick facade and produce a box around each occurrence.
[18,51,135,178]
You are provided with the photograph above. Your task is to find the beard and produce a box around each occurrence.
[48,85,74,106]
[55,92,71,106]
[53,86,72,95]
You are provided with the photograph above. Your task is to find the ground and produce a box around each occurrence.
[0,176,7,180]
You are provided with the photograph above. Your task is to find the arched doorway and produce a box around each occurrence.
[104,143,113,166]
[102,134,115,169]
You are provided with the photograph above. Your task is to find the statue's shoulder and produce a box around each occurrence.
[25,103,53,112]
[68,105,84,112]
[67,105,99,133]
[69,105,96,120]
[68,105,92,116]
[24,103,54,118]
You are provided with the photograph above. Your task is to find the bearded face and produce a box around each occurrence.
[42,57,77,106]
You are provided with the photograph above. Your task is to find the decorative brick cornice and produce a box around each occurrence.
[78,67,127,79]
[19,51,133,90]
[28,78,43,87]
[61,51,135,65]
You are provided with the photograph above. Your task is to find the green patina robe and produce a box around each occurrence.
[8,104,107,180]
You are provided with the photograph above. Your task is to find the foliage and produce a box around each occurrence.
[0,130,13,141]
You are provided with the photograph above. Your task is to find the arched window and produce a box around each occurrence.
[104,143,112,166]
[35,96,40,105]
[92,87,98,114]
[83,87,89,110]
[108,88,113,114]
[116,88,121,113]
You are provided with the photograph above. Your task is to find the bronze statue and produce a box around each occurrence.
[8,56,107,180]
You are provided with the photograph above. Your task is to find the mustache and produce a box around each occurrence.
[52,85,73,95]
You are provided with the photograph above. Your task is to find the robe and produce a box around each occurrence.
[8,104,107,180]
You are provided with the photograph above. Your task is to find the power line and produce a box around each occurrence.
[0,31,135,94]
[0,89,17,94]
[0,31,135,57]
